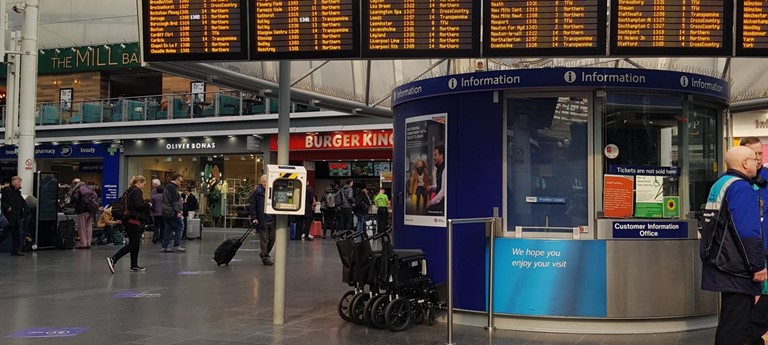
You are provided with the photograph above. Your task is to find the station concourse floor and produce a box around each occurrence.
[0,228,718,345]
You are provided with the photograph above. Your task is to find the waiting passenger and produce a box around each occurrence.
[107,175,149,273]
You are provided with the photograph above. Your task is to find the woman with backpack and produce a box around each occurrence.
[107,175,149,274]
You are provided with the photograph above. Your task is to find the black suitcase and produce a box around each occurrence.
[214,225,254,266]
[57,217,76,250]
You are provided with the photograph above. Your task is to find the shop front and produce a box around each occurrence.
[269,129,394,196]
[122,136,264,228]
[0,142,120,205]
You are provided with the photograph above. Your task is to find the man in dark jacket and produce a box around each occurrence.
[338,180,355,231]
[0,176,27,256]
[161,174,185,253]
[296,182,314,241]
[701,146,767,345]
[249,174,275,266]
[181,190,199,239]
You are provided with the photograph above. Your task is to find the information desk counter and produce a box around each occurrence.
[484,219,717,332]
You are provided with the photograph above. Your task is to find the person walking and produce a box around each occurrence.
[182,189,198,239]
[374,188,390,234]
[297,182,314,241]
[354,187,372,234]
[161,174,185,253]
[106,175,149,273]
[339,179,355,232]
[320,184,338,239]
[150,184,164,244]
[701,146,766,345]
[71,178,99,249]
[0,176,27,256]
[249,174,275,266]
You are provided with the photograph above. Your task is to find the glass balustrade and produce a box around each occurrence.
[2,90,322,126]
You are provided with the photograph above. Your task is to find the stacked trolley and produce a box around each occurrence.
[335,229,444,332]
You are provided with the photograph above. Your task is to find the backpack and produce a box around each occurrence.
[111,190,131,222]
[334,190,343,207]
[699,175,752,278]
[77,186,100,213]
[325,191,337,208]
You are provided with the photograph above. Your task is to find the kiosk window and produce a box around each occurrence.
[505,96,589,232]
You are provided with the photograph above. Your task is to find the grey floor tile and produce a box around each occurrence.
[0,228,720,345]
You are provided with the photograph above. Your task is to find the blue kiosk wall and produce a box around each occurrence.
[393,92,503,311]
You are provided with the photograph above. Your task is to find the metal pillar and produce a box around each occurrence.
[273,60,291,325]
[17,0,39,192]
[5,31,21,145]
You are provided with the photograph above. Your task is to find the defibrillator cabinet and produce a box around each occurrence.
[265,165,307,215]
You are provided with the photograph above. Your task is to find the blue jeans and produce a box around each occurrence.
[355,213,366,233]
[162,217,183,248]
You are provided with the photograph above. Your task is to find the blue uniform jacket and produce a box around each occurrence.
[702,170,764,295]
[248,185,274,230]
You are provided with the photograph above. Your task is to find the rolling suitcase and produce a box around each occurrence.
[214,225,255,266]
[57,217,76,250]
[310,221,323,237]
[186,218,201,240]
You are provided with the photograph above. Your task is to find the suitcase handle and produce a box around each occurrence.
[239,224,256,242]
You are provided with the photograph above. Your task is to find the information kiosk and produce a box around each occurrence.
[390,67,728,333]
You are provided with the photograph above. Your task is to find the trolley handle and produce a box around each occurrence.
[369,228,392,241]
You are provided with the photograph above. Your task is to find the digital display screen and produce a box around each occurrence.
[252,0,360,59]
[374,161,391,175]
[483,0,606,56]
[362,0,480,58]
[736,0,768,56]
[351,162,375,177]
[141,0,249,61]
[328,162,350,176]
[610,0,732,56]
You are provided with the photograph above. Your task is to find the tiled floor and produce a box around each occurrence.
[0,228,719,344]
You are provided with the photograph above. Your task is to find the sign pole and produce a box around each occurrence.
[273,60,290,325]
[17,0,39,192]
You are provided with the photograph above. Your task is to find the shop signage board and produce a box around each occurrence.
[269,129,394,151]
[0,43,142,75]
[123,136,258,156]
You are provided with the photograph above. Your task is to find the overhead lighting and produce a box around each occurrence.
[120,39,126,48]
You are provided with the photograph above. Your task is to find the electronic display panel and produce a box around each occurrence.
[362,0,480,58]
[329,162,351,176]
[482,0,606,56]
[251,0,360,59]
[141,0,249,61]
[351,162,375,177]
[374,161,391,175]
[736,0,768,56]
[610,0,732,56]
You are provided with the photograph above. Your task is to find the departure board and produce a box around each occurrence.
[482,0,606,56]
[736,0,768,56]
[251,0,359,59]
[141,0,249,61]
[361,0,480,58]
[610,0,732,56]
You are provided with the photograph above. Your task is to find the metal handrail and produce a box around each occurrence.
[446,207,500,345]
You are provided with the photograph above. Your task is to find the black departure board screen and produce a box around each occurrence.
[361,0,480,58]
[141,0,249,61]
[482,0,606,56]
[251,0,359,59]
[610,0,732,56]
[736,0,768,56]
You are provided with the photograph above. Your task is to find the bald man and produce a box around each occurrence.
[702,145,766,345]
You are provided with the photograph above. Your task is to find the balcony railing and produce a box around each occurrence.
[0,90,322,127]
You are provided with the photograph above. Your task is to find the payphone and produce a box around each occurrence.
[265,165,307,215]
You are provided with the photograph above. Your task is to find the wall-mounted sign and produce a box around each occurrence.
[269,129,394,151]
[607,165,680,177]
[604,144,619,159]
[59,88,73,110]
[0,43,141,75]
[612,221,688,239]
[603,174,634,218]
[122,136,256,156]
[634,175,664,218]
